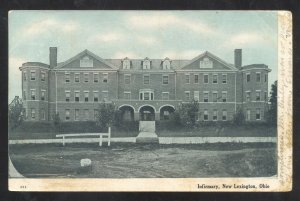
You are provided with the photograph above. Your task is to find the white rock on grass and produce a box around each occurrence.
[80,158,92,167]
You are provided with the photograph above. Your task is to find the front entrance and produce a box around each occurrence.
[139,106,155,121]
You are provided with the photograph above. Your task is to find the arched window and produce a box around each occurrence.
[123,57,131,69]
[162,58,171,70]
[200,57,213,68]
[143,58,151,69]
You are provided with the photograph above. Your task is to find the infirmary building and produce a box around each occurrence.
[19,47,271,122]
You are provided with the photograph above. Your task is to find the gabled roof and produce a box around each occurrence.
[55,49,118,70]
[179,51,237,70]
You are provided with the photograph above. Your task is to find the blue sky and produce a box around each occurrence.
[9,11,278,102]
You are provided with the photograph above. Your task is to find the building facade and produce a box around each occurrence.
[19,47,271,122]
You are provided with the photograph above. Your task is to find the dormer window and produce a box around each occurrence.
[200,57,213,68]
[143,58,151,69]
[80,56,93,67]
[162,58,171,70]
[123,57,131,69]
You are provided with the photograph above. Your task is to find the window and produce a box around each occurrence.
[163,111,170,120]
[222,91,227,102]
[256,72,261,82]
[75,91,80,102]
[222,74,227,84]
[74,73,80,83]
[194,74,199,84]
[94,109,99,120]
[93,73,99,83]
[124,92,131,100]
[41,72,46,81]
[84,73,89,83]
[162,92,169,100]
[256,91,261,101]
[143,59,151,69]
[246,109,251,121]
[256,108,261,120]
[185,91,190,101]
[194,91,199,101]
[23,72,27,81]
[93,91,99,102]
[246,73,250,82]
[185,74,190,84]
[204,74,209,84]
[139,90,154,100]
[213,110,218,121]
[246,91,251,102]
[103,73,108,83]
[162,59,171,70]
[84,91,89,102]
[203,92,209,102]
[30,71,36,81]
[84,109,89,120]
[102,91,108,101]
[204,110,208,121]
[213,92,218,102]
[124,74,131,84]
[222,110,227,121]
[23,90,26,100]
[123,59,131,69]
[31,89,36,100]
[65,73,70,83]
[143,75,150,84]
[65,109,70,120]
[65,91,70,102]
[213,74,218,84]
[75,109,79,120]
[31,108,35,119]
[264,74,267,82]
[80,56,93,67]
[265,91,268,102]
[41,90,46,101]
[41,109,45,120]
[162,75,169,84]
[200,57,213,68]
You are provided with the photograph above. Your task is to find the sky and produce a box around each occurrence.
[9,11,278,102]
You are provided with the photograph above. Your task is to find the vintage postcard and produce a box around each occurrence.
[8,10,292,191]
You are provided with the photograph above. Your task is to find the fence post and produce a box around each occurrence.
[100,134,102,146]
[63,136,65,146]
[108,127,111,146]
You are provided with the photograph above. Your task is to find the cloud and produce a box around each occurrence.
[162,49,204,60]
[112,51,140,59]
[24,18,79,36]
[136,35,160,46]
[223,32,265,47]
[127,13,215,35]
[88,32,125,43]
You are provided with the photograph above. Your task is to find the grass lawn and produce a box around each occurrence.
[9,143,276,178]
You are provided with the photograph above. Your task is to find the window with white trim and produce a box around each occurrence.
[74,73,80,83]
[246,91,251,102]
[143,59,151,69]
[212,92,218,102]
[162,92,169,100]
[246,73,250,82]
[222,110,227,121]
[256,108,261,120]
[93,91,99,102]
[123,59,131,69]
[213,74,218,84]
[194,91,199,101]
[41,90,46,101]
[204,110,209,121]
[65,91,70,102]
[103,73,108,83]
[203,92,209,102]
[139,90,154,101]
[65,73,70,83]
[162,75,169,84]
[31,108,36,119]
[84,73,89,83]
[204,74,209,84]
[143,75,150,85]
[41,71,46,81]
[256,72,261,82]
[65,109,70,120]
[222,91,227,102]
[213,110,218,121]
[75,91,80,102]
[162,59,171,69]
[84,91,89,102]
[93,73,99,83]
[185,74,190,84]
[222,74,227,84]
[264,74,268,82]
[194,74,199,84]
[30,71,36,81]
[30,89,36,100]
[124,91,131,100]
[256,91,261,101]
[124,74,131,84]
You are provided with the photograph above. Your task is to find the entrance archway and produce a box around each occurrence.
[119,105,135,121]
[139,105,155,121]
[159,105,175,120]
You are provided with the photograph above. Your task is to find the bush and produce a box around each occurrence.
[178,101,199,127]
[232,109,245,126]
[95,103,117,131]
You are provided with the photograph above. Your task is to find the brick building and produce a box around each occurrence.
[19,47,270,122]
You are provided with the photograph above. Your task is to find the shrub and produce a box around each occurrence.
[8,96,25,130]
[232,108,245,126]
[178,101,199,127]
[95,102,117,131]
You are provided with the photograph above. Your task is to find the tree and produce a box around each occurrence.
[232,108,245,126]
[95,102,116,131]
[266,80,277,125]
[178,100,199,127]
[8,96,25,130]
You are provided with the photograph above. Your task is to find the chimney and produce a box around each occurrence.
[49,47,57,68]
[234,49,242,69]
